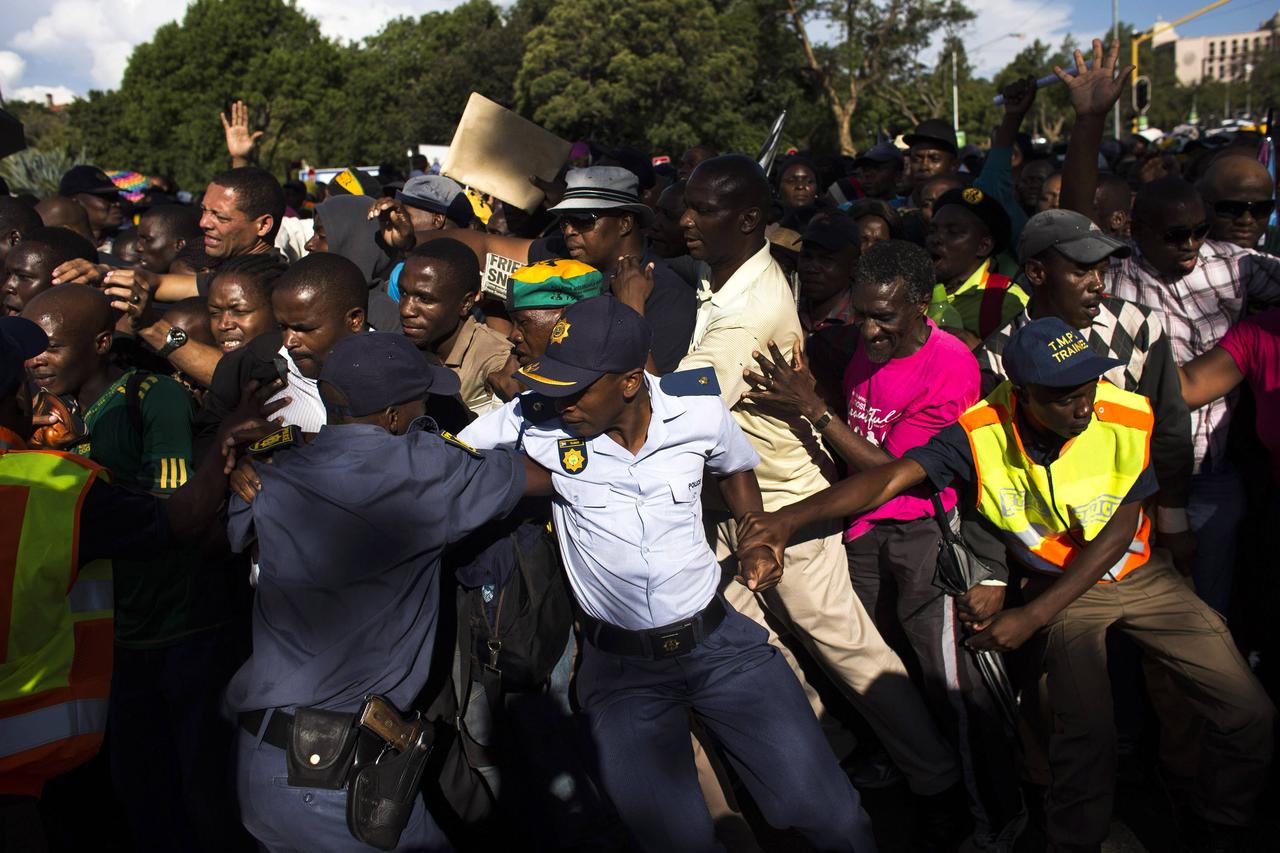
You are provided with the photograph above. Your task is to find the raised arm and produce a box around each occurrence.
[1057,39,1134,220]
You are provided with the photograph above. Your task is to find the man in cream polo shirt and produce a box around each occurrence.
[672,155,964,828]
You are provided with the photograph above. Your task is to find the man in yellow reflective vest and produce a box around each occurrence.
[0,315,277,849]
[739,317,1275,853]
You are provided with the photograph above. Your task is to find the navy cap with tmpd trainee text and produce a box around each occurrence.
[515,295,652,397]
[1003,317,1123,389]
[319,332,460,417]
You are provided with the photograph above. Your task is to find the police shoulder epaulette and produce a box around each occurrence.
[660,367,720,397]
[518,392,559,424]
[440,430,482,458]
[246,424,300,457]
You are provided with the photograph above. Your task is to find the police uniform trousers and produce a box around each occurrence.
[235,712,453,853]
[847,516,1024,835]
[714,515,961,796]
[576,599,878,853]
[1020,550,1274,853]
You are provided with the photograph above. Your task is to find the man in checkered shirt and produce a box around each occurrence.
[1056,49,1280,611]
[975,209,1196,573]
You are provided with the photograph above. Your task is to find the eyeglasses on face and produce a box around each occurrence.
[1212,199,1275,221]
[558,212,601,231]
[1139,221,1210,246]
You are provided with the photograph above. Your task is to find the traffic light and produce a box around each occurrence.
[1133,76,1152,115]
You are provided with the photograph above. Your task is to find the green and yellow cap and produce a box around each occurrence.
[507,259,604,311]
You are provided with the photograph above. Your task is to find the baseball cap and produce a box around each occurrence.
[396,175,473,227]
[1003,317,1123,388]
[1017,209,1132,266]
[853,141,904,166]
[0,316,49,397]
[932,187,1012,255]
[59,165,120,197]
[514,296,652,397]
[903,119,959,156]
[319,332,460,417]
[507,259,603,311]
[328,167,382,198]
[801,216,861,252]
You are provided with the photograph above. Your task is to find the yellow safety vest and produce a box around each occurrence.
[959,381,1154,582]
[0,449,114,796]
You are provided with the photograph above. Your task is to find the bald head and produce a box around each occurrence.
[23,284,114,336]
[1200,154,1275,249]
[1094,174,1133,239]
[36,197,95,244]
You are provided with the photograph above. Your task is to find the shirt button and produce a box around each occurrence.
[303,793,314,804]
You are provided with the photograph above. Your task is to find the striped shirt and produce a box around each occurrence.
[1106,240,1280,472]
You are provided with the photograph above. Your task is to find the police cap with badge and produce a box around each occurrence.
[932,186,1012,256]
[514,295,718,473]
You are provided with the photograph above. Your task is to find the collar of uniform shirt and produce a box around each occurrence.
[697,241,774,307]
[947,257,993,297]
[443,316,481,368]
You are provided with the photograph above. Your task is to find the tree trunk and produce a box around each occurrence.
[788,0,858,155]
[837,104,855,156]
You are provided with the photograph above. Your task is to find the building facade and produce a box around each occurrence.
[1153,11,1279,85]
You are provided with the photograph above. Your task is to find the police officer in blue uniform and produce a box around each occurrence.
[225,332,552,852]
[461,296,878,852]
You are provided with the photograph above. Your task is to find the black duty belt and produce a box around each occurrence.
[239,707,297,751]
[579,596,727,659]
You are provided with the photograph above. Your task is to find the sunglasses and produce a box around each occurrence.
[558,212,601,231]
[1141,221,1210,246]
[1213,199,1275,220]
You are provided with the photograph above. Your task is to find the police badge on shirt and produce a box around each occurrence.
[558,438,588,474]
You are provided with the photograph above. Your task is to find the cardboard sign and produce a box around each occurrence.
[442,93,571,212]
[482,253,525,300]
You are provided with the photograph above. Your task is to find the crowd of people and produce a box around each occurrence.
[3,38,1279,853]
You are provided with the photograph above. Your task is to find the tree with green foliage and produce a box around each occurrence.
[784,0,974,155]
[67,0,342,189]
[317,0,549,167]
[516,0,760,156]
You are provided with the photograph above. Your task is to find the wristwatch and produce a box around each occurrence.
[810,410,834,431]
[158,326,189,358]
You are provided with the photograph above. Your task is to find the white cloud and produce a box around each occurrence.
[959,0,1075,77]
[10,0,187,89]
[5,0,460,96]
[9,84,78,104]
[0,50,26,91]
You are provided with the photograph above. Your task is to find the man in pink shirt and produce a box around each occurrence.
[746,239,1023,848]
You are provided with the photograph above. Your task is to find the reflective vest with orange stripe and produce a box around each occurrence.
[0,449,114,797]
[959,380,1153,582]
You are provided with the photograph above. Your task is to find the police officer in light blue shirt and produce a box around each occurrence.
[461,296,878,852]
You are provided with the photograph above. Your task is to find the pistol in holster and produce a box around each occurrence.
[345,694,437,851]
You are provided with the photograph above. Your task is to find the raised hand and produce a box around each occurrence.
[612,255,655,315]
[221,100,263,162]
[1000,75,1037,121]
[367,197,416,250]
[1054,38,1134,118]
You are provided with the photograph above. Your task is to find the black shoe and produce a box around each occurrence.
[1181,816,1251,853]
[913,782,974,853]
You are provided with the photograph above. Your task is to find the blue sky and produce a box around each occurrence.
[1,1,1276,105]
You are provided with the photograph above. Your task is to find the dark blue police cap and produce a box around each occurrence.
[0,316,48,398]
[515,295,652,397]
[1004,317,1123,389]
[320,332,460,417]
